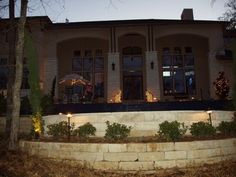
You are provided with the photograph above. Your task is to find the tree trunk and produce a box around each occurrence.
[5,0,16,138]
[9,0,28,150]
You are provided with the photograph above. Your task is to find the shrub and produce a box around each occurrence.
[47,121,74,137]
[31,112,44,139]
[158,121,187,142]
[190,122,216,137]
[104,121,132,141]
[217,114,236,135]
[73,122,96,138]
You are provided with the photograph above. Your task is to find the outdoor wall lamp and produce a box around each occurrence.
[66,113,72,141]
[112,62,115,71]
[150,61,154,70]
[206,110,212,125]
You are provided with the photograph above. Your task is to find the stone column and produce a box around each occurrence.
[145,51,161,100]
[107,52,120,102]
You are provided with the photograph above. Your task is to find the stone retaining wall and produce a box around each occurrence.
[43,111,234,137]
[20,138,236,171]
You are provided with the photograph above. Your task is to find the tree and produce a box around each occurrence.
[5,0,16,140]
[9,0,28,150]
[219,0,236,29]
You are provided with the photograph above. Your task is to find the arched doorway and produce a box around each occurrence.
[118,33,146,102]
[122,47,143,101]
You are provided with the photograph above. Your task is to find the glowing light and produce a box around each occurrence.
[114,90,122,103]
[146,90,157,102]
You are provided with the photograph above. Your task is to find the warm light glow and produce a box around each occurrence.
[59,112,63,115]
[206,110,212,114]
[114,90,122,103]
[146,90,157,102]
[67,113,72,118]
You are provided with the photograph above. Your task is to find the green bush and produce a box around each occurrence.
[104,121,132,141]
[47,121,74,137]
[73,122,96,138]
[190,122,216,137]
[158,121,187,142]
[217,114,236,135]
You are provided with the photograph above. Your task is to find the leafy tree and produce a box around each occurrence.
[218,0,236,29]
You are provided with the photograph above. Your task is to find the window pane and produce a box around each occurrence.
[162,55,172,68]
[94,73,104,98]
[174,47,182,54]
[83,57,93,71]
[83,72,93,82]
[123,56,142,71]
[72,58,82,71]
[163,76,173,95]
[95,57,104,72]
[185,70,196,95]
[184,55,194,66]
[174,70,185,93]
[173,55,183,68]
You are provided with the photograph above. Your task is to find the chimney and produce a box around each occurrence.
[181,9,194,20]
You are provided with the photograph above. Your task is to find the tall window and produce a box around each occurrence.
[72,49,104,99]
[162,47,196,96]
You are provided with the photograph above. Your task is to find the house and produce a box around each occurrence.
[0,9,234,104]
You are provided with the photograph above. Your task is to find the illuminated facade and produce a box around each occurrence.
[0,9,234,103]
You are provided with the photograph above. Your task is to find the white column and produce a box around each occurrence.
[145,51,161,100]
[107,52,120,102]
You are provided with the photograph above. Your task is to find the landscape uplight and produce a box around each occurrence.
[206,110,212,125]
[66,113,72,141]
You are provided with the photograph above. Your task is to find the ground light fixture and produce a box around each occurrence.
[206,110,213,125]
[66,113,72,141]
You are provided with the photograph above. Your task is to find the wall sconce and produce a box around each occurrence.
[206,110,212,125]
[112,62,115,71]
[150,61,154,70]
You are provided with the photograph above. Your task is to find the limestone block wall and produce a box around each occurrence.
[19,138,236,171]
[43,111,234,137]
[0,116,32,133]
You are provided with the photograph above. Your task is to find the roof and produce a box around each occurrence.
[0,16,229,29]
[47,19,229,30]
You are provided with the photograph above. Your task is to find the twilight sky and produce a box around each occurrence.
[1,0,228,22]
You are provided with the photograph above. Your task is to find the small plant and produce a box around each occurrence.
[217,114,236,135]
[104,121,132,141]
[31,112,44,139]
[213,71,230,100]
[158,121,187,142]
[190,121,216,137]
[73,122,96,138]
[47,121,74,137]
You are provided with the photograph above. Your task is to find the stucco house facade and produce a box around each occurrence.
[0,9,234,104]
